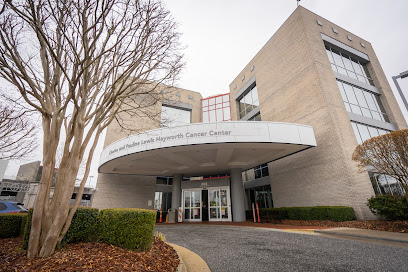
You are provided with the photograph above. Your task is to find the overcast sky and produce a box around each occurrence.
[3,0,408,187]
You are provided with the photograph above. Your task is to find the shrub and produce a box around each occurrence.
[61,207,99,245]
[22,209,32,249]
[0,213,28,238]
[367,195,408,220]
[99,208,156,251]
[246,206,355,222]
[22,207,99,249]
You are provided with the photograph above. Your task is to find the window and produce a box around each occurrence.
[243,163,269,182]
[337,80,389,122]
[326,45,374,86]
[238,85,259,119]
[154,192,172,211]
[351,121,390,144]
[201,93,231,122]
[161,105,191,127]
[248,113,262,121]
[246,185,273,209]
[369,173,405,196]
[156,176,173,185]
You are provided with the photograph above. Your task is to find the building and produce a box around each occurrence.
[0,161,95,208]
[92,7,407,221]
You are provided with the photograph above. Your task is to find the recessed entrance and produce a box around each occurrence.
[182,187,231,222]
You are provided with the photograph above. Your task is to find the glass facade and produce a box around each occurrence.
[154,191,172,211]
[326,45,374,86]
[369,172,406,196]
[246,185,273,209]
[161,105,191,127]
[201,93,231,122]
[337,80,389,122]
[351,121,390,144]
[238,85,259,118]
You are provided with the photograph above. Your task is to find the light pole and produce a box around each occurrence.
[392,70,408,112]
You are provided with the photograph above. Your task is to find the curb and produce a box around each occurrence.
[168,243,187,272]
[314,228,408,244]
[168,242,211,272]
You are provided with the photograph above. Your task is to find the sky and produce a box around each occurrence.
[2,0,408,187]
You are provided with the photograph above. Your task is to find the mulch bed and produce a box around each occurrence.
[0,237,179,272]
[280,219,408,233]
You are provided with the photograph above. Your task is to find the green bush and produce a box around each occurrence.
[61,207,99,245]
[99,208,156,251]
[0,213,28,238]
[246,206,356,222]
[367,195,408,220]
[22,209,32,249]
[23,207,99,249]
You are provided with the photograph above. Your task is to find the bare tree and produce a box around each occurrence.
[0,0,184,257]
[352,129,408,198]
[0,104,37,160]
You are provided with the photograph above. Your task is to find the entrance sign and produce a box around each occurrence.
[99,121,317,177]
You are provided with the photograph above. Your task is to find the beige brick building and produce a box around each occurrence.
[93,7,407,221]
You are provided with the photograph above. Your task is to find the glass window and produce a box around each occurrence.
[351,121,391,144]
[356,123,371,142]
[238,84,260,119]
[337,80,388,123]
[161,105,191,127]
[202,94,231,122]
[326,44,373,85]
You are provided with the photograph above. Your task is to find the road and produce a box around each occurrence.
[155,224,408,272]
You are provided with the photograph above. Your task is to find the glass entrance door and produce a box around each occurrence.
[183,189,201,221]
[208,187,231,221]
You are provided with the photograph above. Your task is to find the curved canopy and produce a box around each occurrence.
[98,121,316,177]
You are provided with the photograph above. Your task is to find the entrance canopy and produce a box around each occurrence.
[98,121,316,177]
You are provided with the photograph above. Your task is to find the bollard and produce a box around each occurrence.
[178,207,183,222]
[159,208,162,223]
[252,203,256,223]
[256,203,260,223]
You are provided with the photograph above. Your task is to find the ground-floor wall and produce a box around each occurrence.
[267,144,376,220]
[92,173,156,210]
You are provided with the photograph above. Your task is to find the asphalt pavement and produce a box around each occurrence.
[155,224,408,272]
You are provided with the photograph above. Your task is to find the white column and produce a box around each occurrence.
[230,168,246,222]
[171,174,183,211]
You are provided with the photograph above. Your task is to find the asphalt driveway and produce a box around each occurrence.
[155,224,408,272]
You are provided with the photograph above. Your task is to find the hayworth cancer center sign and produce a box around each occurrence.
[99,121,316,167]
[108,129,233,156]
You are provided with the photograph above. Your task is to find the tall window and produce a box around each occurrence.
[201,93,231,123]
[326,45,374,86]
[350,121,390,144]
[337,80,389,122]
[238,85,259,118]
[161,105,191,127]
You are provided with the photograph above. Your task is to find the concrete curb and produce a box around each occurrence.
[314,227,408,244]
[168,242,211,272]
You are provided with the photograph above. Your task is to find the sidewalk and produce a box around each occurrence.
[315,227,408,244]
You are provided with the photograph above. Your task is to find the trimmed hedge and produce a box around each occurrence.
[0,213,28,238]
[246,206,356,222]
[99,208,156,251]
[22,207,99,249]
[367,195,408,220]
[61,207,99,245]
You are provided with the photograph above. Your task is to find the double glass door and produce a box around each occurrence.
[208,188,230,221]
[183,187,231,222]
